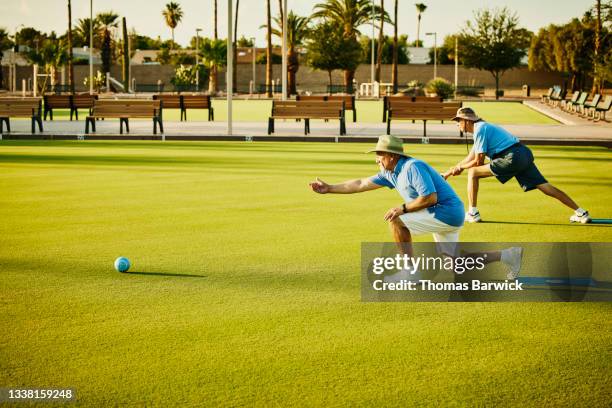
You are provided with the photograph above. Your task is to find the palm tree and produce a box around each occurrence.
[312,0,387,89]
[97,12,119,79]
[415,3,427,47]
[271,12,309,96]
[266,0,273,97]
[391,0,398,93]
[67,0,74,93]
[75,18,101,48]
[200,38,227,94]
[162,2,183,49]
[375,0,385,81]
[26,39,69,93]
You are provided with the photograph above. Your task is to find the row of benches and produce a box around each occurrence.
[0,96,462,136]
[43,94,213,122]
[541,88,611,121]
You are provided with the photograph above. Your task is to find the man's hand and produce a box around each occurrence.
[443,165,463,179]
[309,177,330,194]
[384,206,404,222]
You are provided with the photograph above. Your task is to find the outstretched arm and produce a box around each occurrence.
[309,177,382,194]
[443,151,486,179]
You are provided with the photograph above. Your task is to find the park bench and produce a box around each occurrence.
[382,95,443,122]
[181,95,214,121]
[541,87,554,103]
[43,94,72,120]
[85,99,163,134]
[549,88,567,107]
[0,97,43,134]
[386,101,462,137]
[268,100,346,135]
[593,95,612,121]
[43,93,97,121]
[582,94,601,118]
[297,95,357,122]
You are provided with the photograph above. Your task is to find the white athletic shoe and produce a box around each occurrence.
[503,247,523,280]
[384,265,421,283]
[569,210,591,224]
[465,211,482,223]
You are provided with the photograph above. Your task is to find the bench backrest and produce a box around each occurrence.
[181,95,211,109]
[272,100,344,118]
[153,94,182,109]
[92,99,161,118]
[327,95,355,110]
[388,101,461,120]
[44,95,72,109]
[296,95,326,102]
[575,92,589,106]
[72,94,98,109]
[413,96,444,103]
[587,94,601,106]
[567,91,580,103]
[0,97,42,117]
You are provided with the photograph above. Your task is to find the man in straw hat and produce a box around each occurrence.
[309,135,523,280]
[443,107,591,224]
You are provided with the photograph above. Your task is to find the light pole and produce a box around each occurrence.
[371,0,375,89]
[426,32,437,79]
[281,0,287,99]
[454,36,458,100]
[195,28,202,90]
[251,37,256,94]
[89,0,93,94]
[227,0,233,135]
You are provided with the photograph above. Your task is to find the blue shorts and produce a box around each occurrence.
[489,144,547,191]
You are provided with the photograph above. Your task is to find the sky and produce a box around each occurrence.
[0,0,596,48]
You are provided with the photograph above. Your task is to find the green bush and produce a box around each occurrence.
[426,77,455,99]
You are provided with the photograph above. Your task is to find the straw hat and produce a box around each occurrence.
[452,107,481,122]
[366,135,407,157]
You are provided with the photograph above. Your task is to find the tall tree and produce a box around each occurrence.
[415,3,427,47]
[375,0,385,81]
[271,12,310,95]
[201,38,227,93]
[162,2,183,50]
[266,0,273,97]
[392,0,398,93]
[26,39,69,93]
[67,0,75,93]
[460,7,530,99]
[0,29,14,89]
[97,12,119,79]
[75,18,101,48]
[312,0,387,90]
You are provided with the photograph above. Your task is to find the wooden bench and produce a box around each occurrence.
[181,95,214,121]
[386,101,462,137]
[582,94,602,118]
[43,93,97,121]
[85,100,163,134]
[560,91,580,111]
[382,95,443,122]
[71,94,98,121]
[0,97,43,134]
[297,95,357,122]
[268,100,345,135]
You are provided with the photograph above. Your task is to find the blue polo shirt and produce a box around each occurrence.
[473,122,519,158]
[370,157,464,227]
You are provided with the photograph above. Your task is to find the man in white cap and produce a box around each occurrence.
[309,135,523,279]
[443,107,591,224]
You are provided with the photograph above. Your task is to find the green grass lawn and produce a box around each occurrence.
[47,100,558,124]
[1,141,610,406]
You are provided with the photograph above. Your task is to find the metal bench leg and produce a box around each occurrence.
[6,119,10,133]
[85,118,90,134]
[210,108,214,121]
[386,117,391,135]
[305,119,310,135]
[37,117,43,132]
[153,119,158,135]
[423,120,427,137]
[125,119,130,133]
[31,117,35,134]
[159,119,164,134]
[340,118,346,135]
[0,118,4,134]
[353,110,356,123]
[120,119,124,135]
[268,118,274,135]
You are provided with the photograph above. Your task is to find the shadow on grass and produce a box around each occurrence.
[123,271,207,278]
[480,220,610,227]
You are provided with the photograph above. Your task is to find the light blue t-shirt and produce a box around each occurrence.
[370,157,465,227]
[473,122,520,158]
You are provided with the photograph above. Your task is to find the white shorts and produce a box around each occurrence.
[399,209,461,256]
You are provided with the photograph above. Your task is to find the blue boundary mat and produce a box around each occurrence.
[590,218,612,225]
[518,276,612,289]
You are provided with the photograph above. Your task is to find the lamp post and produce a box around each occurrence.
[426,32,437,79]
[195,28,202,90]
[251,37,256,94]
[281,0,287,99]
[454,36,458,100]
[370,0,375,89]
[227,0,233,135]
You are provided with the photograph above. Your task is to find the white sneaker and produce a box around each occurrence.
[465,211,482,223]
[570,210,591,224]
[384,265,421,283]
[503,247,523,280]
